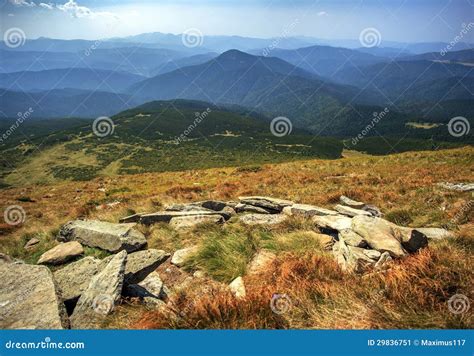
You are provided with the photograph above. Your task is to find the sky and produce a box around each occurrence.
[1,0,473,43]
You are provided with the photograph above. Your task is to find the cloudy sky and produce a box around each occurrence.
[1,0,473,42]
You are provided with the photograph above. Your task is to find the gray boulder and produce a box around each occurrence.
[339,229,367,248]
[239,213,288,226]
[53,257,103,302]
[340,195,365,209]
[313,215,353,232]
[414,228,454,240]
[334,204,371,217]
[70,251,127,329]
[123,272,167,305]
[238,196,293,213]
[58,220,147,253]
[140,210,231,224]
[351,216,407,258]
[169,214,224,229]
[0,263,69,329]
[171,246,198,267]
[38,241,84,265]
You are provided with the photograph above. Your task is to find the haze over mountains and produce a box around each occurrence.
[0,32,472,139]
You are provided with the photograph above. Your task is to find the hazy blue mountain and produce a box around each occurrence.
[0,68,146,92]
[152,52,218,75]
[260,45,387,78]
[400,49,474,63]
[0,89,139,118]
[0,47,186,76]
[355,47,413,59]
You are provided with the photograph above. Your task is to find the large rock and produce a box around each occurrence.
[140,210,231,224]
[414,228,454,240]
[334,204,371,217]
[313,215,353,232]
[53,257,103,302]
[235,203,272,214]
[239,214,288,226]
[167,200,230,212]
[171,246,198,267]
[169,214,224,229]
[351,216,407,258]
[229,276,246,299]
[247,250,276,275]
[0,263,69,329]
[332,239,379,272]
[394,227,429,253]
[238,196,294,213]
[340,195,365,209]
[58,220,147,253]
[38,241,84,265]
[283,204,338,217]
[70,251,127,329]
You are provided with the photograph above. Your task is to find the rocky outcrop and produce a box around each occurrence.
[70,251,127,329]
[38,241,84,265]
[170,214,225,229]
[240,213,288,225]
[53,257,103,302]
[229,276,246,299]
[0,263,69,329]
[58,220,147,253]
[283,204,338,217]
[171,246,198,267]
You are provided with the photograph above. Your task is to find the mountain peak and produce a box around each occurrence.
[217,49,256,61]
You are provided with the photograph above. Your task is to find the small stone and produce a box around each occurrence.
[171,246,198,267]
[334,204,372,217]
[229,276,246,299]
[340,195,365,209]
[38,241,84,265]
[24,238,40,250]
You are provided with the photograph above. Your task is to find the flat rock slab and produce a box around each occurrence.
[240,214,288,226]
[437,182,474,192]
[70,251,127,329]
[140,210,230,225]
[38,241,84,265]
[313,215,353,232]
[283,204,339,217]
[235,203,272,214]
[351,216,407,258]
[340,195,365,209]
[334,205,372,217]
[248,250,276,275]
[238,196,294,212]
[171,246,198,267]
[415,228,454,240]
[0,263,69,329]
[169,214,225,229]
[53,257,103,302]
[58,220,147,253]
[119,213,144,224]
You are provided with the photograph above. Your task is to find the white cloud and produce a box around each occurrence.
[10,0,36,7]
[39,3,54,10]
[317,11,328,17]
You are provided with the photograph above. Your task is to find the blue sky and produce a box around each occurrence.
[1,0,473,42]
